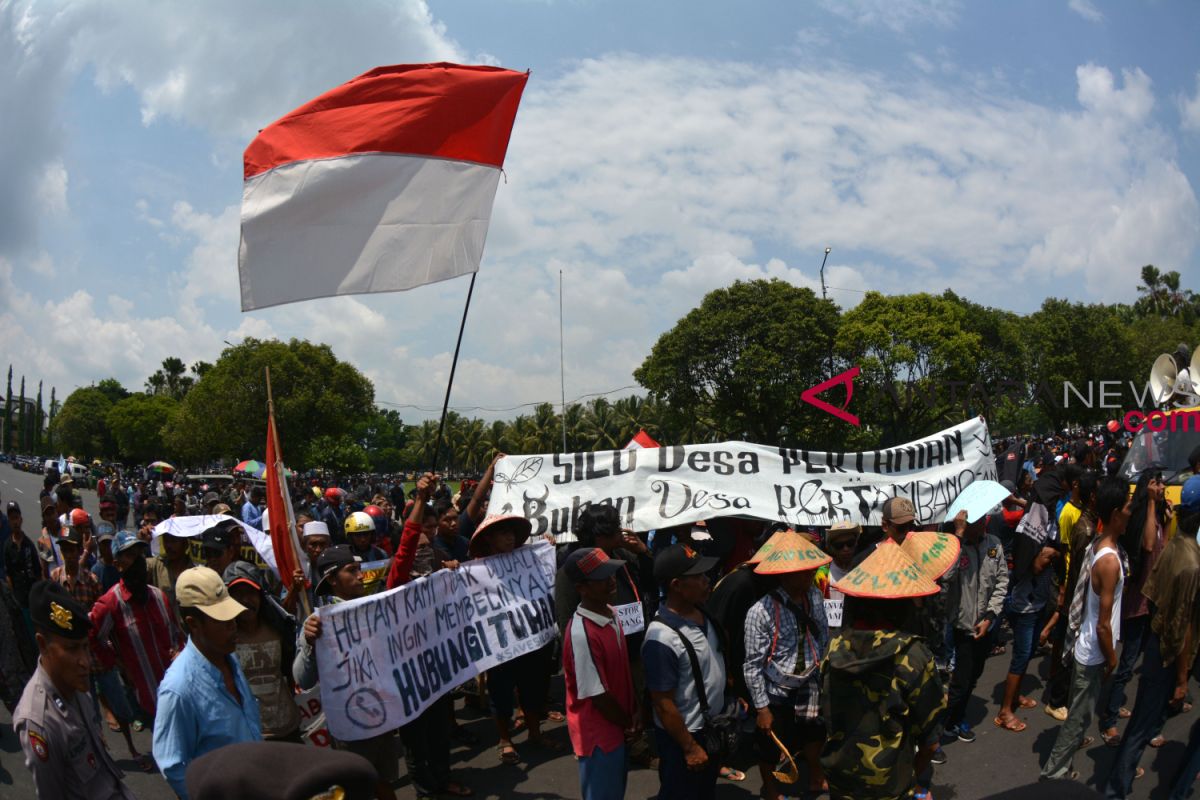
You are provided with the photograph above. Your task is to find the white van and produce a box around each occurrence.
[62,462,89,482]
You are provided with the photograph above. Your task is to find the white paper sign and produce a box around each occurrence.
[494,418,996,543]
[295,685,332,747]
[614,602,644,635]
[314,541,557,741]
[823,596,844,629]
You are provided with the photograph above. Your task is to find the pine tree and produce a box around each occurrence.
[47,386,57,450]
[34,380,44,452]
[16,376,25,453]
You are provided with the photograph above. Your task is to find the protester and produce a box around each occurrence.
[241,486,265,529]
[223,561,301,742]
[200,519,241,576]
[153,566,261,799]
[433,497,469,562]
[642,543,725,800]
[295,545,400,800]
[90,530,185,720]
[13,580,137,799]
[147,528,196,619]
[821,531,957,800]
[815,521,860,635]
[92,521,122,592]
[744,530,832,799]
[346,511,388,562]
[320,488,347,545]
[995,540,1061,733]
[1098,470,1169,745]
[1104,476,1200,798]
[5,500,41,639]
[470,511,565,762]
[563,547,638,800]
[1040,477,1129,782]
[942,508,1009,745]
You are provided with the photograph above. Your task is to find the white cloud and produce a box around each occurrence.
[1181,72,1200,133]
[819,0,959,33]
[1068,0,1105,23]
[35,160,68,215]
[28,252,55,278]
[1076,64,1154,120]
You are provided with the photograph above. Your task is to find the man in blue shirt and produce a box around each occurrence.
[241,486,265,530]
[153,566,261,799]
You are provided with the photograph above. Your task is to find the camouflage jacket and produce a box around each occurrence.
[820,628,945,800]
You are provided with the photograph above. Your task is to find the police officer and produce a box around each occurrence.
[13,580,137,799]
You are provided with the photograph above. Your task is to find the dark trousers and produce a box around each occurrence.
[1169,713,1200,800]
[946,630,990,728]
[654,727,720,800]
[400,694,454,795]
[1098,614,1148,731]
[1104,629,1174,799]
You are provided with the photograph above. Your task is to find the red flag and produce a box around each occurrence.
[265,414,303,587]
[624,429,660,450]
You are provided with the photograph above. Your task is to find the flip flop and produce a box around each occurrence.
[545,710,565,723]
[720,766,747,782]
[993,716,1027,732]
[497,742,519,764]
[1118,707,1132,719]
[1150,736,1166,748]
[1135,767,1145,779]
[1079,736,1095,748]
[1017,697,1038,710]
[1101,730,1122,747]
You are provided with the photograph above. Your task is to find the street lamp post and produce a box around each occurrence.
[819,246,831,301]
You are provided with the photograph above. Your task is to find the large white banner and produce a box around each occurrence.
[494,417,996,543]
[314,541,557,741]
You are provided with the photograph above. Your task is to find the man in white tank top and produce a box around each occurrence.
[1040,478,1130,782]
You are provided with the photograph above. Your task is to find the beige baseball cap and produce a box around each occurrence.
[175,566,247,621]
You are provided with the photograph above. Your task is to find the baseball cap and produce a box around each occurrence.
[201,519,239,551]
[315,546,360,594]
[223,560,264,593]
[57,524,83,547]
[6,501,20,515]
[112,530,146,555]
[96,522,116,541]
[653,543,718,584]
[882,496,916,525]
[1181,476,1200,514]
[176,567,247,621]
[565,547,625,583]
[69,508,91,528]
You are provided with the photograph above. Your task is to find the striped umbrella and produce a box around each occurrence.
[234,459,266,478]
[147,461,175,474]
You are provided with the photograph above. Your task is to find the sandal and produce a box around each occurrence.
[1135,767,1145,779]
[1118,707,1132,719]
[993,716,1027,732]
[1101,730,1121,747]
[991,644,1007,656]
[497,741,519,764]
[1150,735,1166,748]
[719,766,746,782]
[1017,697,1038,710]
[134,753,156,773]
[1079,736,1095,748]
[546,710,565,723]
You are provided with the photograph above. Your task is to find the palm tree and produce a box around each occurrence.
[584,398,621,451]
[145,370,167,396]
[531,403,560,453]
[562,403,587,452]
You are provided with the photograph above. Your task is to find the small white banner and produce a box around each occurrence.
[314,541,557,741]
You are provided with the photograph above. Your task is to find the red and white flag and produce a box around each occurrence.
[265,414,304,601]
[239,63,528,311]
[624,429,660,450]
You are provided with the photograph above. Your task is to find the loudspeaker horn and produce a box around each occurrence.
[1150,353,1178,405]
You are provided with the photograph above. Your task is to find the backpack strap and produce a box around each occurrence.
[652,615,710,716]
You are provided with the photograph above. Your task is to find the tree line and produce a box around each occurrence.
[21,264,1195,470]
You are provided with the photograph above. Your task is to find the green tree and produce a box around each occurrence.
[106,393,178,464]
[145,371,167,396]
[304,434,370,474]
[357,408,408,473]
[50,387,116,458]
[164,338,374,467]
[836,292,984,445]
[190,361,213,379]
[47,386,57,451]
[16,377,25,452]
[94,379,130,405]
[635,279,841,446]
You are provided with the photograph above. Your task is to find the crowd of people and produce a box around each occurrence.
[4,434,1200,800]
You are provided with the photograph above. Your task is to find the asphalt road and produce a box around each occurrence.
[1,461,1198,799]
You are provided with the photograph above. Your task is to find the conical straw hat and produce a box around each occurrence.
[753,531,832,574]
[832,539,941,598]
[747,528,790,564]
[900,531,960,581]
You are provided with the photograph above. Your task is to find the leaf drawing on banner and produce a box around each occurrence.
[496,457,543,493]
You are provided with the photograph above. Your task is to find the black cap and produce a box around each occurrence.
[6,501,19,515]
[565,547,625,583]
[57,525,82,547]
[201,519,240,551]
[185,741,378,800]
[29,580,91,640]
[653,543,718,584]
[315,546,360,594]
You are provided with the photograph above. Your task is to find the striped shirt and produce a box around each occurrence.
[89,581,185,715]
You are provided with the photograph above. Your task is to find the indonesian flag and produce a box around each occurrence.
[265,414,305,602]
[624,429,660,450]
[239,63,528,311]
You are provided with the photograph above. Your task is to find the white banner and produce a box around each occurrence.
[314,541,557,741]
[493,417,995,543]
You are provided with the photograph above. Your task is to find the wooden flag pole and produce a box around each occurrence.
[265,366,311,619]
[432,273,477,473]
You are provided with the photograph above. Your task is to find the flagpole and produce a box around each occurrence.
[265,366,311,619]
[432,273,477,473]
[559,269,567,453]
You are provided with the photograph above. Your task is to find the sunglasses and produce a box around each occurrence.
[829,539,857,551]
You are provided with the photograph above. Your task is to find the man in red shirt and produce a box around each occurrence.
[89,530,184,720]
[563,547,638,800]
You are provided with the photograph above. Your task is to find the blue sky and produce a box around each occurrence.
[2,0,1199,421]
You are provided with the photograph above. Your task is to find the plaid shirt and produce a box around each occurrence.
[50,565,104,672]
[743,586,829,719]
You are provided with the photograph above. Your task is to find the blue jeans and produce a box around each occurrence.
[1105,628,1174,798]
[1098,613,1148,731]
[1006,610,1039,676]
[654,727,720,800]
[579,744,628,800]
[92,669,135,724]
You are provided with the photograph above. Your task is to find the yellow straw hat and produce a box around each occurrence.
[753,530,832,575]
[832,532,960,599]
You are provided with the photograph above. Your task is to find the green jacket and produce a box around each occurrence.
[820,628,945,800]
